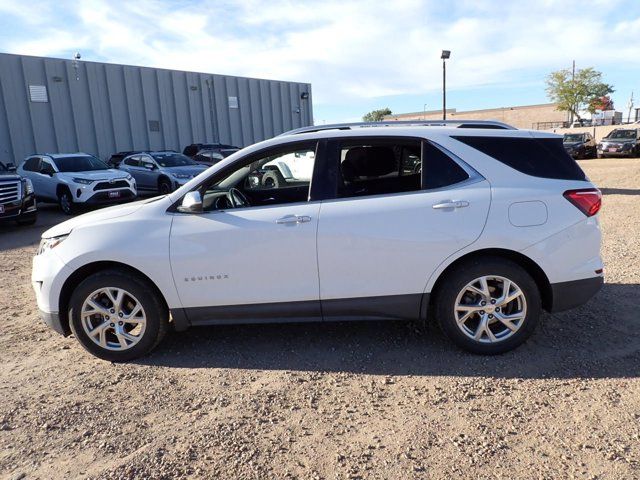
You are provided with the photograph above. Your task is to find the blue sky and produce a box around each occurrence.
[1,0,639,123]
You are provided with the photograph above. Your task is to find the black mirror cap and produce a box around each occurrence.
[6,163,16,172]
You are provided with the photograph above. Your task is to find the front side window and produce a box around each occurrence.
[55,155,108,172]
[606,129,637,140]
[124,156,139,167]
[200,143,316,211]
[41,159,56,175]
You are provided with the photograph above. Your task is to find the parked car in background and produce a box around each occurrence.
[107,151,146,168]
[563,132,597,159]
[18,153,137,215]
[183,143,239,158]
[0,160,37,225]
[193,147,240,166]
[598,128,640,158]
[32,121,603,361]
[118,151,208,194]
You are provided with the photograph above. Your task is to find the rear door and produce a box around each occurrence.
[316,137,491,321]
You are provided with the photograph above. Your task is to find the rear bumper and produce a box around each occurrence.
[39,309,69,336]
[549,276,604,313]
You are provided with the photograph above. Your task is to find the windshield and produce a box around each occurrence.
[563,134,584,143]
[151,153,198,167]
[55,155,109,172]
[606,130,637,140]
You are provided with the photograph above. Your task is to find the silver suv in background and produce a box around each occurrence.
[118,151,208,194]
[18,153,137,215]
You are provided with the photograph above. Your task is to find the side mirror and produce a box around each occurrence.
[177,191,203,213]
[6,163,16,172]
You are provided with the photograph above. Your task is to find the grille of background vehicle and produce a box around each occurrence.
[0,180,21,203]
[93,180,129,191]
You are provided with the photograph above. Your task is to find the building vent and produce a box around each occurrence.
[228,96,239,109]
[28,85,48,103]
[148,120,160,132]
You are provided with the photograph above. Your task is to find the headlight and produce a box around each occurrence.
[22,178,34,195]
[73,177,94,185]
[172,173,192,179]
[37,234,69,255]
[125,174,133,181]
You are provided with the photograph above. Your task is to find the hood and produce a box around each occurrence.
[56,169,129,180]
[42,197,152,238]
[0,171,21,179]
[163,165,208,176]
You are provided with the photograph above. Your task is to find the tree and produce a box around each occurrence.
[362,107,392,122]
[546,67,614,122]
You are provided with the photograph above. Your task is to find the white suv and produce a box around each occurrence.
[32,121,604,361]
[18,153,137,214]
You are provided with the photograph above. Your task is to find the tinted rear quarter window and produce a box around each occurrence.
[452,136,587,181]
[423,142,469,189]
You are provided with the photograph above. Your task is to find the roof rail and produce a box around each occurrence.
[279,120,516,136]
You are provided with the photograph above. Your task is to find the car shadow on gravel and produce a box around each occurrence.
[139,282,640,380]
[0,204,66,251]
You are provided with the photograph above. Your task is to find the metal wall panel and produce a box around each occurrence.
[0,52,313,164]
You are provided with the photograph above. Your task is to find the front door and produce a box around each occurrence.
[316,138,491,321]
[170,141,322,324]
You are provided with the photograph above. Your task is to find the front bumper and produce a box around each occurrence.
[549,276,604,312]
[82,189,137,205]
[0,194,37,222]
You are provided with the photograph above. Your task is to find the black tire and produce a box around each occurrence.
[58,188,75,215]
[261,170,286,189]
[158,178,173,195]
[434,257,541,355]
[16,212,37,226]
[69,269,169,362]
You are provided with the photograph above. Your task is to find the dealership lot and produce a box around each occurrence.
[0,159,639,479]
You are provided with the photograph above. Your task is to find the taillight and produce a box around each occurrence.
[563,188,602,216]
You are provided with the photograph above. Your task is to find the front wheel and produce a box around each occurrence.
[69,270,169,361]
[158,178,173,195]
[434,257,541,355]
[58,189,75,215]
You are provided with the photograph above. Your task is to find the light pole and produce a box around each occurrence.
[441,50,451,120]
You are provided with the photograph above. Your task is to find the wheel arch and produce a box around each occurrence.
[58,261,171,336]
[56,182,71,197]
[157,174,172,188]
[427,248,553,314]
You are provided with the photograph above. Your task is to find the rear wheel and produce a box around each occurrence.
[434,257,541,354]
[69,270,169,361]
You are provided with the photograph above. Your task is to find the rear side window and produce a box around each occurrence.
[337,140,421,198]
[452,136,587,181]
[23,157,40,172]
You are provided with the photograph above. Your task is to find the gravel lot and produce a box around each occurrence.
[1,158,639,479]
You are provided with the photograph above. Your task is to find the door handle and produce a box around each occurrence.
[276,215,311,225]
[432,200,470,210]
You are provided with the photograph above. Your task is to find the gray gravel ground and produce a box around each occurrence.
[0,158,639,479]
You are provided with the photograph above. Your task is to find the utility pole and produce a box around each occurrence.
[571,60,576,125]
[441,50,451,121]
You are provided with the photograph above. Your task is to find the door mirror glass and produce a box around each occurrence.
[143,162,155,170]
[178,191,203,213]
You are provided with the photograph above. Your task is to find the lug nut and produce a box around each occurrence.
[105,316,110,320]
[491,299,496,304]
[480,301,486,306]
[110,309,115,313]
[118,312,123,318]
[496,307,501,312]
[110,323,115,327]
[488,314,494,319]
[118,321,123,326]
[479,310,485,315]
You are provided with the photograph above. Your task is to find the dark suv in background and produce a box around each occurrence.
[0,161,37,225]
[563,132,597,159]
[598,128,640,158]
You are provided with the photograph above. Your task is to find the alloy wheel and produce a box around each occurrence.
[80,287,147,351]
[454,275,527,344]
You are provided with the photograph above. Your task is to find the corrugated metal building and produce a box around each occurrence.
[0,52,313,163]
